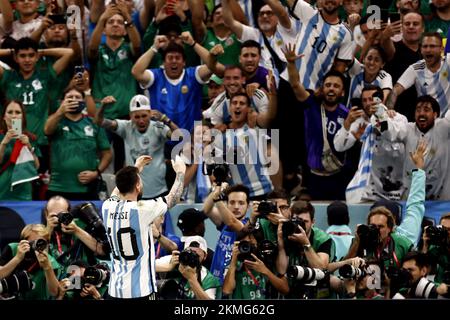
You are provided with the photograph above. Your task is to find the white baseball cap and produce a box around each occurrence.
[129,94,151,113]
[182,235,208,254]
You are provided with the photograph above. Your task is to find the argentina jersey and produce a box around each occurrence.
[346,60,393,108]
[142,67,204,132]
[102,195,167,298]
[397,54,450,116]
[281,0,354,90]
[214,126,273,197]
[203,90,269,125]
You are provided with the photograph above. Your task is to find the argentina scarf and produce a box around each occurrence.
[345,125,375,203]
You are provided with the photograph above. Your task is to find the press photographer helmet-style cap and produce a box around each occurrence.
[183,235,208,254]
[129,94,151,113]
[177,208,207,233]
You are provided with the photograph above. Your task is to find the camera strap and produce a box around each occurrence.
[243,265,266,297]
[55,232,74,255]
[376,236,400,268]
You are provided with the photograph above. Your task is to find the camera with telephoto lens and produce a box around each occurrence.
[237,240,257,262]
[286,266,327,283]
[204,163,229,185]
[282,218,307,238]
[0,270,34,295]
[338,264,367,279]
[179,248,201,269]
[257,201,278,217]
[426,225,448,246]
[82,263,110,286]
[74,203,104,230]
[357,224,380,251]
[29,239,48,252]
[57,211,74,226]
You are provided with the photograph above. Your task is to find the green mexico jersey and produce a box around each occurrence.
[0,133,40,200]
[0,64,57,145]
[232,261,268,299]
[92,42,137,119]
[48,116,110,193]
[177,267,221,299]
[202,29,240,66]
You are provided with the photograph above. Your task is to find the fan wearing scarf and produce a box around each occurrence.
[0,100,40,200]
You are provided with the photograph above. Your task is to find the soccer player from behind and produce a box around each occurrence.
[102,155,186,300]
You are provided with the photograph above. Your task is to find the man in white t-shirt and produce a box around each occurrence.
[0,0,43,40]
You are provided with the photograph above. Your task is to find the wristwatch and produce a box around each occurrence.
[303,244,312,251]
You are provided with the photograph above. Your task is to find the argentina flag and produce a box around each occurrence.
[345,125,375,203]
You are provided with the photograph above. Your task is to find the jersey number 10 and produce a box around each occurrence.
[107,227,140,260]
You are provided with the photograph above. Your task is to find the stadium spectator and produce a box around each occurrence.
[44,87,112,200]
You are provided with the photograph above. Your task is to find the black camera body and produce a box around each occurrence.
[426,225,448,246]
[57,211,74,226]
[258,201,278,217]
[237,240,257,262]
[179,248,201,269]
[29,239,48,252]
[83,264,110,287]
[204,163,229,185]
[282,218,306,238]
[257,240,277,265]
[357,224,380,251]
[0,270,34,296]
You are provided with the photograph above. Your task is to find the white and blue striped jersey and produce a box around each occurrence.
[102,196,168,298]
[397,53,450,116]
[213,125,273,197]
[280,0,354,90]
[346,59,393,108]
[203,89,269,125]
[240,17,302,74]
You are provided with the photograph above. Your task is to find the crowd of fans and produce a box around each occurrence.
[0,0,449,300]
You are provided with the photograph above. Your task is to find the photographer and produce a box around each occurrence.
[421,213,450,284]
[43,196,109,278]
[0,224,60,299]
[203,183,251,284]
[251,189,292,243]
[391,251,448,299]
[56,260,108,300]
[223,231,289,299]
[174,236,220,300]
[276,200,335,298]
[345,140,427,273]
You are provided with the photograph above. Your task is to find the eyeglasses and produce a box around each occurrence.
[259,11,274,17]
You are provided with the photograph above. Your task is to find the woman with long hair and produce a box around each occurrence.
[0,100,40,200]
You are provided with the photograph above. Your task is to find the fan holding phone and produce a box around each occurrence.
[0,100,40,200]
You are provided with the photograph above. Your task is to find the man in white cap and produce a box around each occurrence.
[95,94,179,199]
[176,235,221,299]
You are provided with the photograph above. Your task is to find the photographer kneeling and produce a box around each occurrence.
[391,251,448,299]
[223,230,289,299]
[0,224,60,300]
[56,260,109,300]
[174,236,220,300]
[276,201,335,299]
